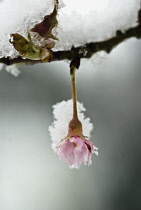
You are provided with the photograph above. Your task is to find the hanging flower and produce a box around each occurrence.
[57,136,98,168]
[49,64,98,168]
[49,99,98,168]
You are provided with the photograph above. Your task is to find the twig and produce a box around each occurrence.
[0,17,141,66]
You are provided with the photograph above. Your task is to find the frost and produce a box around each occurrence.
[0,0,140,57]
[5,64,21,77]
[48,99,93,151]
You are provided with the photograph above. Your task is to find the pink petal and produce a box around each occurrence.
[85,140,95,153]
[57,136,98,168]
[57,141,75,166]
[74,143,88,168]
[84,140,94,165]
[70,136,84,151]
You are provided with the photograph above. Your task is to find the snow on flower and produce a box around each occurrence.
[49,99,98,168]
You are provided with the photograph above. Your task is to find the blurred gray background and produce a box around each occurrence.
[0,38,141,210]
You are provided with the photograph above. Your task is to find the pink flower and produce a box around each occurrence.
[57,136,98,168]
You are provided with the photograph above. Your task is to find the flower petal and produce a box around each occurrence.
[57,141,75,166]
[74,143,88,168]
[57,136,98,168]
[70,136,84,151]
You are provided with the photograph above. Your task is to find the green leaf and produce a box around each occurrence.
[10,33,53,62]
[10,33,41,60]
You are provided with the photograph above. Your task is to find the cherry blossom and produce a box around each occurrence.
[57,136,98,168]
[49,64,98,168]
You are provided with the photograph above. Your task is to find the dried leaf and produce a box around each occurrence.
[10,33,40,60]
[31,6,58,40]
[10,33,53,62]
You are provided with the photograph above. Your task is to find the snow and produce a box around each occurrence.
[0,0,55,58]
[0,0,140,58]
[48,99,93,151]
[5,64,21,77]
[56,0,140,50]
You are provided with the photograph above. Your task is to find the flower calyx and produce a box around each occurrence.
[67,117,83,137]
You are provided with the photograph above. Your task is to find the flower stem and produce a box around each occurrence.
[71,66,78,119]
[68,62,83,137]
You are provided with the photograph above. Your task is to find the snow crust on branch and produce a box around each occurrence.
[0,0,140,58]
[56,0,141,50]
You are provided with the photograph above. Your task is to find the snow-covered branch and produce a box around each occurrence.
[0,20,141,66]
[0,0,141,67]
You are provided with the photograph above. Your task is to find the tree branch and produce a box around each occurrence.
[0,20,141,66]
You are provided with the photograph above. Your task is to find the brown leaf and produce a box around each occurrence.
[31,6,58,40]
